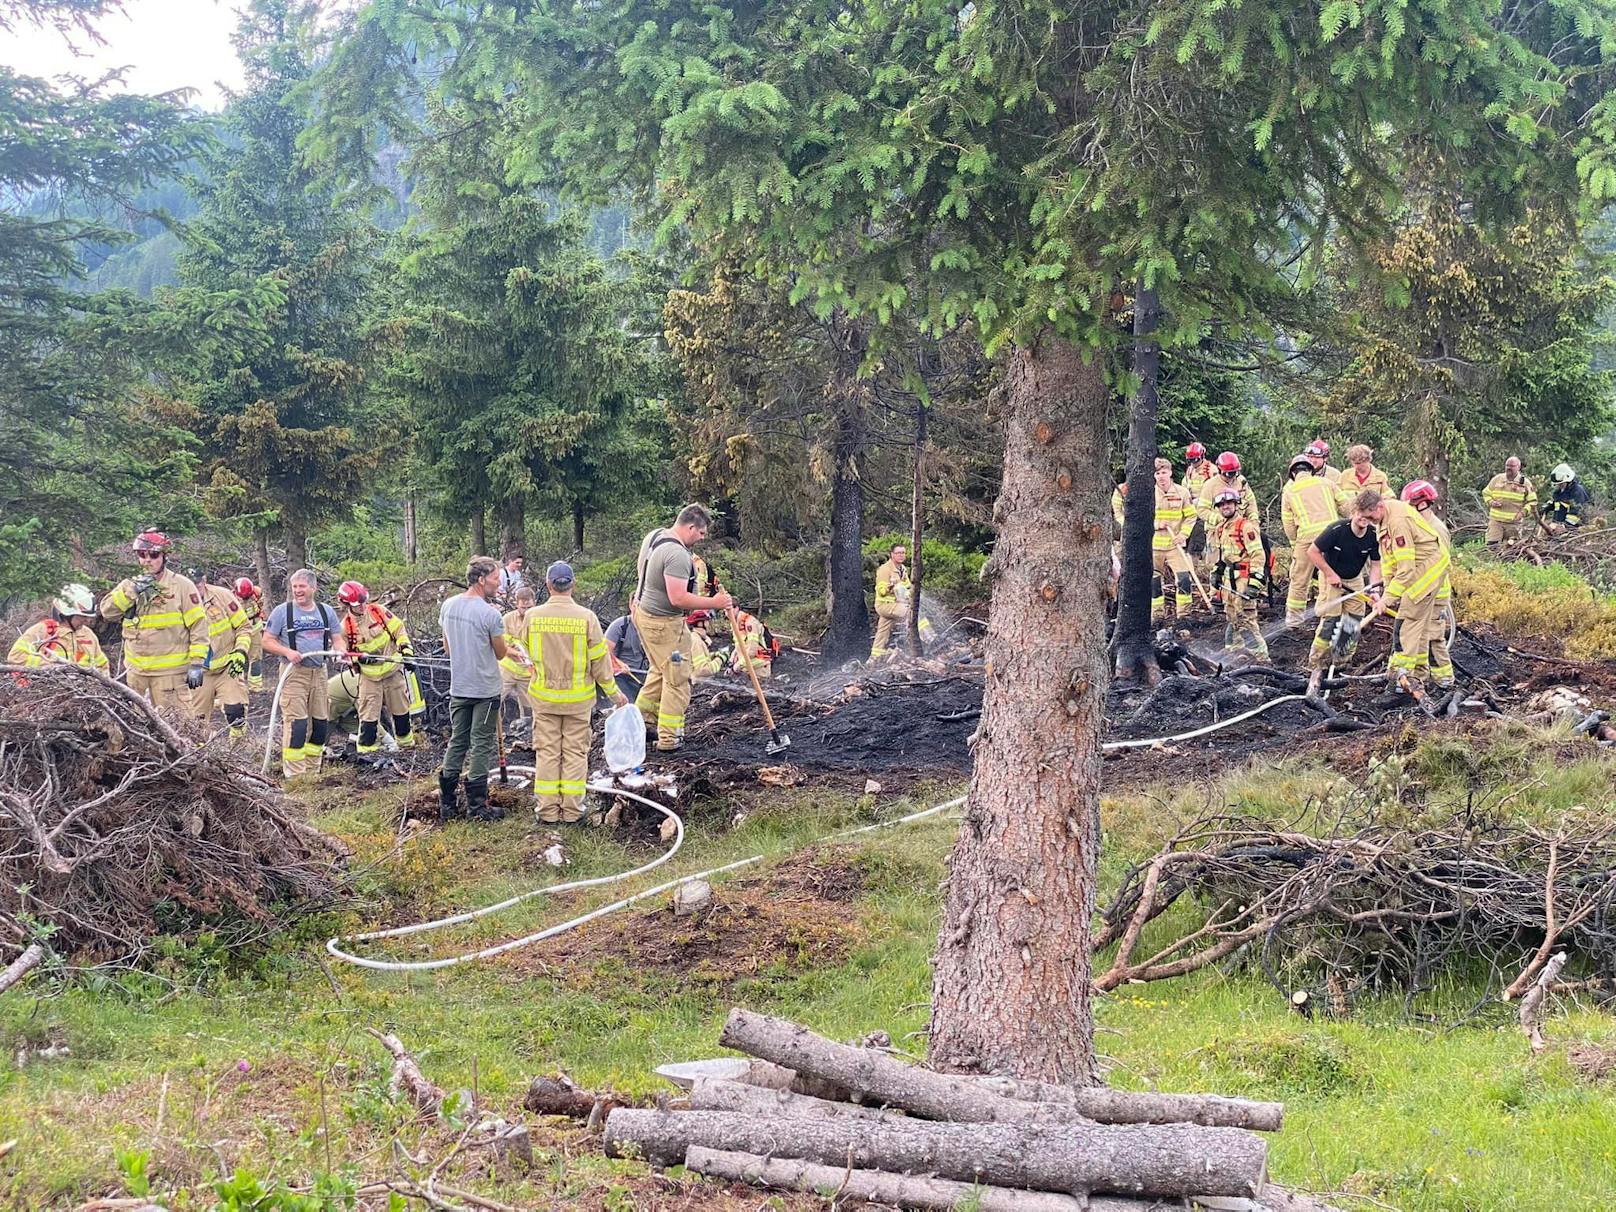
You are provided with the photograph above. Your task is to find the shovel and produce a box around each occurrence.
[725,603,791,756]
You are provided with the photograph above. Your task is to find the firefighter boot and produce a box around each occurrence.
[465,776,506,823]
[437,773,461,823]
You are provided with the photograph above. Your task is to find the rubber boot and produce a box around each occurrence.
[465,776,505,822]
[437,772,462,823]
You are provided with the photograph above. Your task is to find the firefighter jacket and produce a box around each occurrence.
[1380,500,1452,609]
[1343,463,1392,500]
[1111,485,1126,531]
[1281,474,1345,545]
[1153,482,1197,551]
[1197,474,1260,529]
[342,603,412,679]
[240,593,266,635]
[1482,473,1537,524]
[200,584,253,668]
[875,558,912,606]
[519,596,616,716]
[7,619,109,672]
[499,607,531,680]
[101,566,207,677]
[730,609,775,672]
[690,628,726,679]
[1545,481,1592,526]
[1214,515,1265,583]
[1320,463,1343,484]
[1181,462,1215,500]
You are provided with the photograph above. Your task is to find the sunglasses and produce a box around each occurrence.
[136,551,163,560]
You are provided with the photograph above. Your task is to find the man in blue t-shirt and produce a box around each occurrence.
[261,569,347,778]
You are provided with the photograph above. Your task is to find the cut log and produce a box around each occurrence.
[524,1074,596,1118]
[975,1074,1283,1132]
[365,1028,444,1117]
[605,1107,1268,1199]
[720,1007,1283,1131]
[688,1077,904,1122]
[0,943,45,998]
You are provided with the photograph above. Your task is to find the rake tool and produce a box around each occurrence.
[725,603,791,756]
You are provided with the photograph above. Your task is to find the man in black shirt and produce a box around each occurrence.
[1305,489,1387,693]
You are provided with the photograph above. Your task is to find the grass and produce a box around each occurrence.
[4,732,1616,1208]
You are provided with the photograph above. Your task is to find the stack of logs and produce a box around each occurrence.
[605,1009,1336,1212]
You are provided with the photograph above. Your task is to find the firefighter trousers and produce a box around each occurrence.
[1222,580,1268,660]
[1285,542,1323,623]
[357,671,413,752]
[633,607,692,751]
[1486,518,1523,544]
[1152,546,1193,618]
[533,710,591,823]
[1309,576,1367,670]
[129,671,189,715]
[192,668,248,737]
[1387,596,1454,693]
[280,664,331,778]
[871,602,905,656]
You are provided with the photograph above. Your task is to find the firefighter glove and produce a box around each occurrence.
[131,574,157,601]
[185,666,205,690]
[224,650,248,678]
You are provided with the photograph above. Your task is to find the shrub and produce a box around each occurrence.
[1453,562,1616,659]
[862,532,986,601]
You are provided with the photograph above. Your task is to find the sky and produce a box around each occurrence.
[2,0,246,109]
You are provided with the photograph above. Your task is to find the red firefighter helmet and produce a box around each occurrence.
[1185,441,1207,461]
[132,529,172,554]
[685,609,713,626]
[1401,480,1439,506]
[1311,440,1331,457]
[234,577,258,600]
[1215,451,1241,475]
[337,580,369,607]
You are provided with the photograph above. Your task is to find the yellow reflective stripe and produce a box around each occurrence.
[181,605,205,626]
[188,643,209,662]
[534,781,563,793]
[135,612,184,628]
[1405,551,1451,600]
[110,586,134,609]
[597,680,618,694]
[657,712,685,726]
[528,685,596,703]
[282,747,304,761]
[559,780,587,793]
[128,650,191,671]
[587,641,608,660]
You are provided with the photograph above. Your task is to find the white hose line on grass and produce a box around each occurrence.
[1100,694,1308,751]
[326,781,966,974]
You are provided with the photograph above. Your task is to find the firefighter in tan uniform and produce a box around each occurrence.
[8,585,109,672]
[500,587,538,730]
[1482,456,1537,545]
[100,530,208,712]
[632,505,732,752]
[1343,445,1391,499]
[871,543,910,659]
[686,611,730,679]
[337,580,423,755]
[729,609,778,678]
[520,562,625,823]
[1150,458,1197,619]
[261,570,347,778]
[235,577,267,690]
[190,571,253,740]
[1210,490,1268,660]
[1196,452,1261,529]
[1180,442,1217,578]
[1367,481,1454,699]
[1303,440,1342,485]
[1281,456,1347,624]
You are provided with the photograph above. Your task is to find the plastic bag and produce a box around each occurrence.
[603,702,646,772]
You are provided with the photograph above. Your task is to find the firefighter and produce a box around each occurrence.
[686,611,730,679]
[500,586,538,731]
[336,580,423,756]
[1111,481,1127,531]
[632,504,732,752]
[261,569,346,778]
[100,530,208,712]
[1181,442,1216,578]
[1366,481,1454,701]
[1303,440,1342,484]
[871,543,910,659]
[1542,464,1592,532]
[1482,456,1537,545]
[1196,451,1261,530]
[1210,490,1268,660]
[1147,457,1197,619]
[1304,490,1386,695]
[235,577,267,690]
[8,584,109,672]
[1281,456,1348,625]
[520,562,624,824]
[1343,444,1391,498]
[191,570,253,741]
[729,608,781,678]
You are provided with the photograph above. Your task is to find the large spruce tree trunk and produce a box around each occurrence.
[572,501,586,552]
[498,498,526,561]
[822,319,872,664]
[929,333,1110,1085]
[470,510,487,555]
[284,518,308,577]
[907,398,928,656]
[1113,286,1162,685]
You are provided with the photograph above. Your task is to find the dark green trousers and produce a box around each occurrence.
[442,695,500,781]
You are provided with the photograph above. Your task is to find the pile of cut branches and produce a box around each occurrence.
[1095,808,1616,1013]
[0,663,347,966]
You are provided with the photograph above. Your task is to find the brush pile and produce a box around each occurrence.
[1095,807,1616,1010]
[607,1008,1338,1211]
[0,662,346,966]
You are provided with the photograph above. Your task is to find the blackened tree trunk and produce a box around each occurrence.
[284,518,308,578]
[498,498,525,561]
[572,501,586,552]
[1112,285,1162,685]
[822,319,872,664]
[254,529,272,597]
[907,398,928,656]
[929,333,1110,1084]
[470,509,487,555]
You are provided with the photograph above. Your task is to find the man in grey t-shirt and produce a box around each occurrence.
[438,556,530,821]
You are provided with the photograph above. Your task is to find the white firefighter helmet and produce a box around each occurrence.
[53,583,95,617]
[1553,463,1575,484]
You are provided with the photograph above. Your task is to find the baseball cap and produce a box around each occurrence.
[546,561,575,588]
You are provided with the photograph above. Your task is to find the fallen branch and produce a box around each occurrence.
[1520,951,1569,1053]
[366,1029,445,1117]
[0,943,45,998]
[605,1107,1268,1199]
